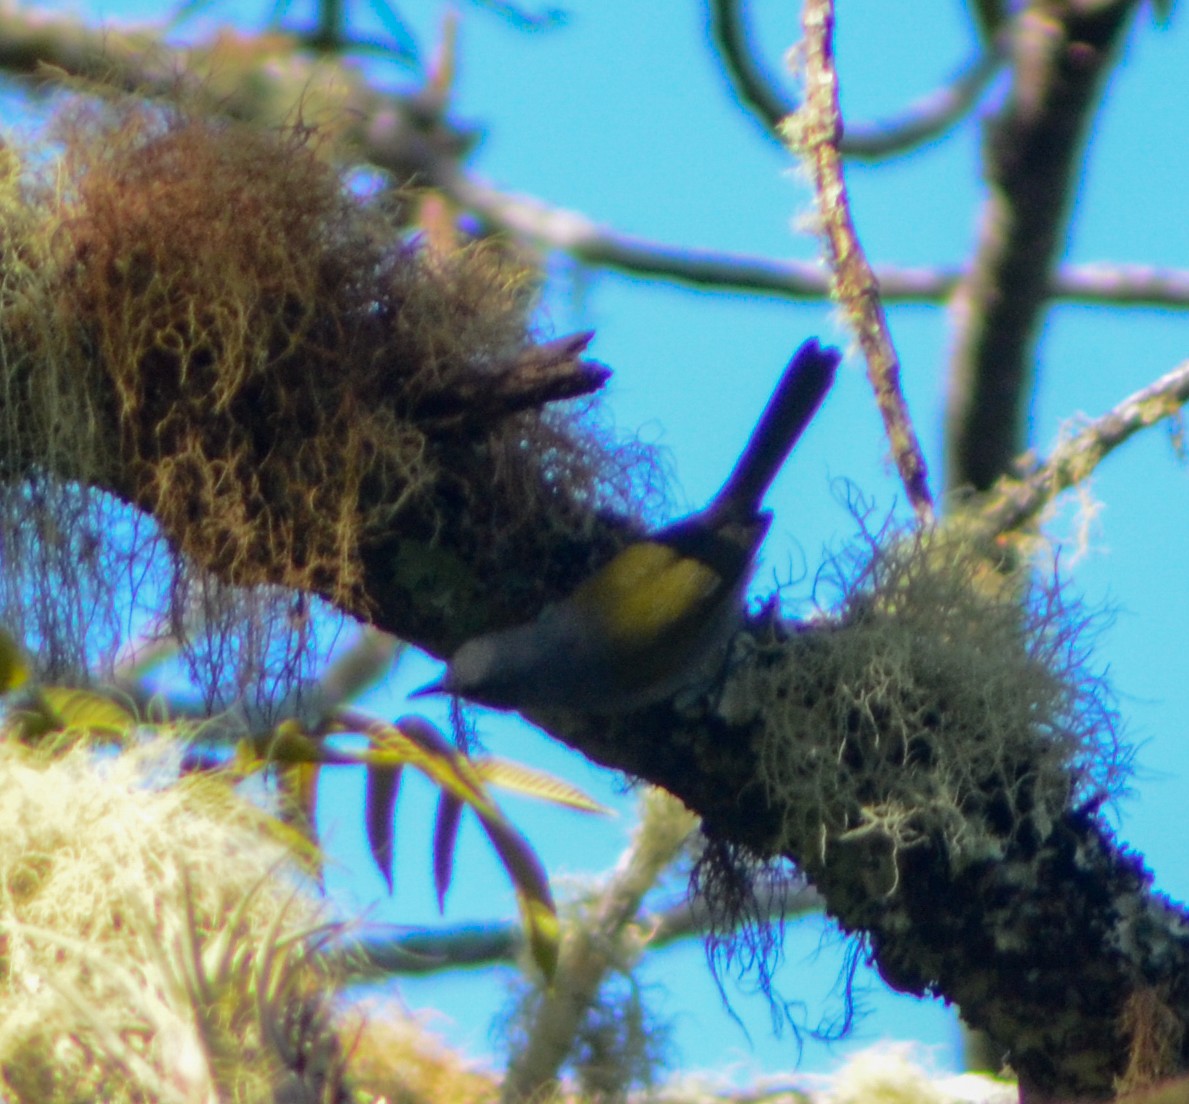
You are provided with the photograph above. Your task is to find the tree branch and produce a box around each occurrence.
[336,869,822,979]
[787,0,935,522]
[417,171,1189,308]
[506,607,1188,1102]
[945,0,1143,494]
[501,790,697,1103]
[708,0,1005,160]
[976,357,1189,538]
[3,10,1189,311]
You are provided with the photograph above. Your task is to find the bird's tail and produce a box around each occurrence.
[707,338,839,522]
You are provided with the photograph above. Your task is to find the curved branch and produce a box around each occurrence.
[707,0,794,137]
[840,44,1003,161]
[708,0,1004,160]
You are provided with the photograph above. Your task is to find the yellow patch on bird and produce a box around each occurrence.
[571,540,722,651]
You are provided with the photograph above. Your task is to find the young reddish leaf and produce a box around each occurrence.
[479,809,559,979]
[433,790,464,912]
[365,763,404,893]
[333,711,563,976]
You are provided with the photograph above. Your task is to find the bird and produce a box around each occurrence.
[413,338,839,714]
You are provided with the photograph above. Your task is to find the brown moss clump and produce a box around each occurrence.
[1117,987,1185,1097]
[735,526,1122,888]
[48,101,554,613]
[0,135,131,678]
[0,95,647,685]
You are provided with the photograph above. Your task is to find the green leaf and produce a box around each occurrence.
[0,628,28,694]
[37,687,137,742]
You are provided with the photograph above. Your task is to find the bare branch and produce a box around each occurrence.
[977,358,1189,537]
[839,43,1003,161]
[708,0,1004,160]
[437,172,1189,308]
[335,870,822,979]
[1049,264,1189,307]
[449,172,879,295]
[707,0,794,137]
[788,0,935,523]
[945,1,1142,494]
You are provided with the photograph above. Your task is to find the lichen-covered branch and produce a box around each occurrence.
[976,357,1189,538]
[945,0,1143,494]
[523,532,1189,1102]
[786,0,935,523]
[501,790,697,1103]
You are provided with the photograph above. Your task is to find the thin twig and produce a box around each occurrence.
[453,171,1189,305]
[839,44,1003,160]
[333,873,822,978]
[977,358,1189,538]
[788,0,935,523]
[709,0,1004,159]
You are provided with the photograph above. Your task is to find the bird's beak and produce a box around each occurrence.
[409,674,447,699]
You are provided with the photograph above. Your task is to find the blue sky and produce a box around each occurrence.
[46,0,1189,1086]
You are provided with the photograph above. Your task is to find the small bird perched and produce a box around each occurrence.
[414,338,839,714]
